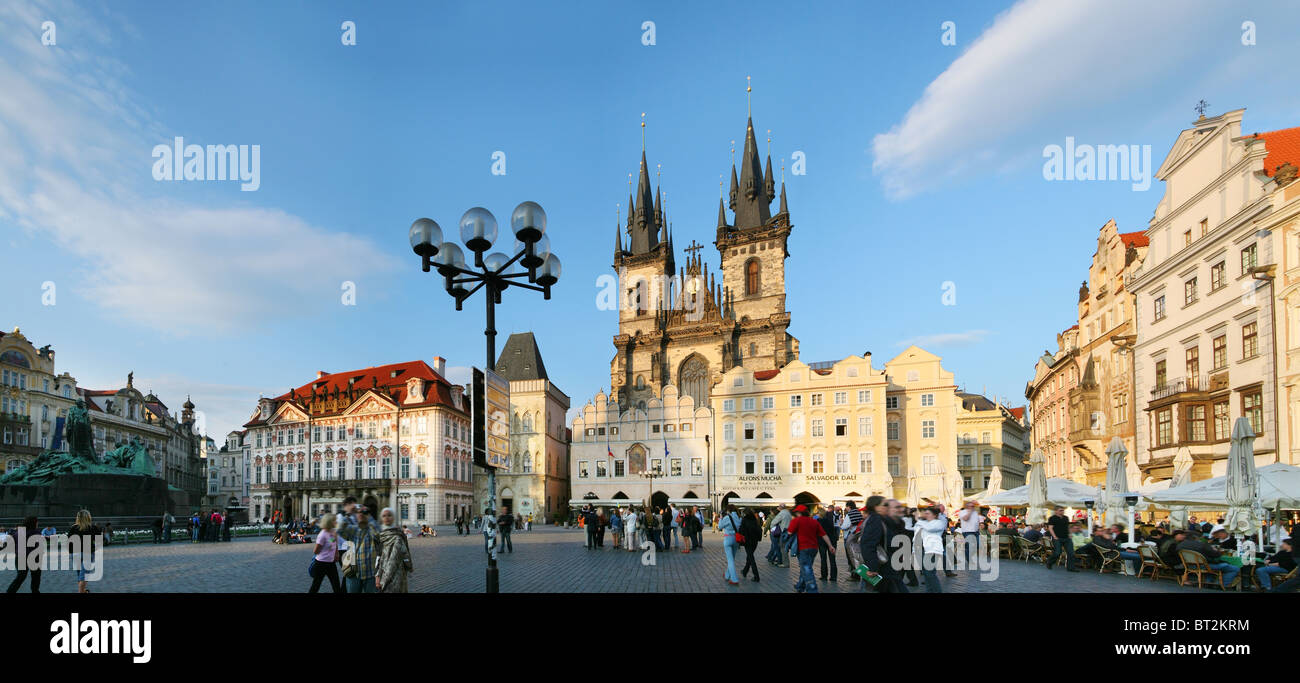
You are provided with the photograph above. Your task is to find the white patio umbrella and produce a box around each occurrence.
[1103,437,1131,528]
[905,468,919,507]
[986,477,1101,507]
[1166,447,1194,529]
[947,468,966,510]
[1147,463,1300,509]
[1025,450,1049,524]
[1224,417,1264,546]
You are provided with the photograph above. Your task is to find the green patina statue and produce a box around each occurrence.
[0,399,159,486]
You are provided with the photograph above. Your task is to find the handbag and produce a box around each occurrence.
[729,513,745,544]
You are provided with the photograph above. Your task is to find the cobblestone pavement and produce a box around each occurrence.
[1,527,1212,593]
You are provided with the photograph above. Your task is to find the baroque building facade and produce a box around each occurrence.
[244,358,473,525]
[1130,110,1290,482]
[1026,326,1082,479]
[1067,221,1148,485]
[79,377,203,503]
[0,327,78,474]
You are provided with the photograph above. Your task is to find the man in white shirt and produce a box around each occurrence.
[623,508,638,551]
[957,501,984,569]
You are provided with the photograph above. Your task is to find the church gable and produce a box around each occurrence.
[268,401,309,425]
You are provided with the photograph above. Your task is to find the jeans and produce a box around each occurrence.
[585,525,595,548]
[345,575,377,593]
[162,523,171,543]
[766,530,780,562]
[670,527,678,548]
[192,527,199,541]
[1046,536,1075,569]
[921,553,943,593]
[1207,562,1240,587]
[499,530,513,553]
[962,532,980,567]
[1118,551,1143,574]
[741,545,759,580]
[662,527,671,550]
[818,539,838,579]
[795,548,819,593]
[723,536,739,582]
[1257,564,1288,589]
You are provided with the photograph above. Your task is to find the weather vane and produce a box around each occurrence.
[1195,99,1210,118]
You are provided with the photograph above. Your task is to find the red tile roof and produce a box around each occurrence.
[1253,126,1300,177]
[246,360,465,427]
[1119,231,1149,248]
[1008,406,1025,420]
[753,370,781,381]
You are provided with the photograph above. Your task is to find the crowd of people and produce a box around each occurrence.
[306,496,414,594]
[4,511,102,594]
[1000,506,1297,592]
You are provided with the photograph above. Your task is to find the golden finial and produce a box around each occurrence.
[746,76,752,118]
[767,129,772,156]
[628,172,633,195]
[719,175,724,198]
[730,140,736,166]
[656,163,661,183]
[641,112,646,151]
[616,202,621,224]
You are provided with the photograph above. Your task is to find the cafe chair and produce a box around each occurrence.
[1177,549,1226,590]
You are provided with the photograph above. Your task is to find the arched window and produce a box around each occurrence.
[745,259,760,296]
[522,413,533,432]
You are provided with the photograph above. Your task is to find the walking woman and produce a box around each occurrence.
[67,510,101,594]
[376,508,413,593]
[739,508,762,582]
[6,516,42,593]
[719,505,742,585]
[309,513,342,594]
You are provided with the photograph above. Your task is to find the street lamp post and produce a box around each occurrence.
[409,202,561,594]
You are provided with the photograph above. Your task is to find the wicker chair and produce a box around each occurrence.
[1137,544,1175,581]
[1016,536,1046,563]
[1094,545,1125,574]
[1178,549,1227,590]
[995,534,1016,560]
[1270,566,1297,588]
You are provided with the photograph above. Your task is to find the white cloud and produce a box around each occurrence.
[0,1,394,335]
[897,330,991,348]
[870,0,1249,200]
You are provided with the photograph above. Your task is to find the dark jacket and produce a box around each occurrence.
[859,513,898,574]
[682,513,702,534]
[817,513,839,544]
[739,514,762,551]
[1176,537,1222,561]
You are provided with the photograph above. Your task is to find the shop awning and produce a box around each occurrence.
[568,499,638,507]
[667,498,710,506]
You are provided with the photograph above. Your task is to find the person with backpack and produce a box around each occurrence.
[840,501,865,580]
[719,505,743,585]
[787,505,834,593]
[644,507,662,552]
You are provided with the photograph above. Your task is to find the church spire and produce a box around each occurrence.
[734,115,771,229]
[614,206,624,260]
[717,196,729,229]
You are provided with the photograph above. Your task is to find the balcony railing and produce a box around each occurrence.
[1151,375,1206,400]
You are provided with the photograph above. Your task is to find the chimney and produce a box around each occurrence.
[432,356,447,377]
[316,370,328,379]
[450,384,464,405]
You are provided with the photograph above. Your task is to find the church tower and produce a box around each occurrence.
[609,101,798,414]
[716,113,798,371]
[612,143,675,410]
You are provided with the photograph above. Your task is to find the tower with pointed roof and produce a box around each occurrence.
[610,102,799,412]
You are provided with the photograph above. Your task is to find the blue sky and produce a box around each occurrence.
[3,0,1300,439]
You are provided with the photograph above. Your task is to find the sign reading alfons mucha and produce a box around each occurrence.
[472,368,511,469]
[719,473,860,494]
